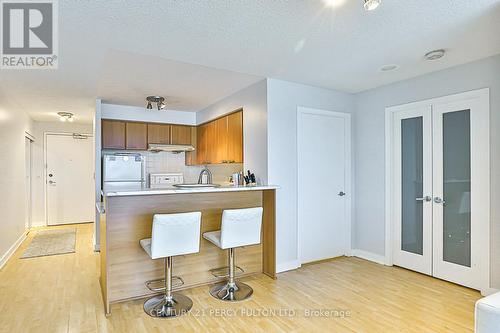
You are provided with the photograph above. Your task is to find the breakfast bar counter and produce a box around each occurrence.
[99,185,277,315]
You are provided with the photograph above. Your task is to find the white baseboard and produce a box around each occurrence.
[0,231,28,270]
[276,259,301,273]
[352,249,387,266]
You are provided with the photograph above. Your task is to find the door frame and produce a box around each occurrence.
[296,106,352,265]
[384,88,490,293]
[24,133,34,230]
[44,132,94,226]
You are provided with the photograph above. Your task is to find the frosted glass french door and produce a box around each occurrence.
[393,106,433,275]
[392,93,489,290]
[431,99,487,290]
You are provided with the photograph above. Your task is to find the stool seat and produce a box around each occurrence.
[203,231,222,248]
[203,207,263,302]
[476,292,500,332]
[139,238,152,258]
[140,211,201,318]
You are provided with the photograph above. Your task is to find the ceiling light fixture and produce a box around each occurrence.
[146,96,166,111]
[57,112,74,122]
[425,49,446,61]
[380,64,399,72]
[364,0,381,11]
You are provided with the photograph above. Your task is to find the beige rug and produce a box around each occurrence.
[20,228,76,259]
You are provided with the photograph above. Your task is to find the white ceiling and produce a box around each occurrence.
[1,0,499,123]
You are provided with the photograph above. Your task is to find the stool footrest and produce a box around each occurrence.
[209,266,244,278]
[145,276,184,292]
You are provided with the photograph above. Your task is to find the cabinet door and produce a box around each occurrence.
[102,120,125,149]
[196,124,208,164]
[147,124,170,144]
[171,125,193,145]
[214,117,228,164]
[227,111,243,163]
[125,122,148,150]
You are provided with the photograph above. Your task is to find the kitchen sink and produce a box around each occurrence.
[173,183,221,189]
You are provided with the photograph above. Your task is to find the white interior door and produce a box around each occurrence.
[46,133,94,225]
[298,107,351,264]
[25,137,33,230]
[392,106,433,275]
[390,89,490,291]
[432,98,489,290]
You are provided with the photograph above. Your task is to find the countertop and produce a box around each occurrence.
[102,184,279,197]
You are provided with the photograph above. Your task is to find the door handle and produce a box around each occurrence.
[434,197,446,204]
[416,196,432,202]
[338,191,346,197]
[48,180,56,185]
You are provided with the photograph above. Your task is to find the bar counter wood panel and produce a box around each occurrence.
[100,189,276,314]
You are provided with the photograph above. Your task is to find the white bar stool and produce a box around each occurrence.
[140,212,201,318]
[203,207,263,301]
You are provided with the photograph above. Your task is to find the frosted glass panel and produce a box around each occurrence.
[443,110,471,267]
[401,117,423,255]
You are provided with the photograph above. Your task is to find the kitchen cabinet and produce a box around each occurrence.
[147,124,170,144]
[125,122,148,150]
[195,110,243,165]
[226,111,243,163]
[102,120,126,149]
[171,125,192,145]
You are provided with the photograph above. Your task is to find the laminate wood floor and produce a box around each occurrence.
[0,224,480,333]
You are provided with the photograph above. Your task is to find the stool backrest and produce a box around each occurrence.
[220,207,263,249]
[151,212,201,259]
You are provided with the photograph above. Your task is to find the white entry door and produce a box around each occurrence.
[46,133,94,225]
[297,107,351,264]
[391,89,489,291]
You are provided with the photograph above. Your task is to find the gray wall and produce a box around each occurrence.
[353,54,500,287]
[0,100,33,266]
[267,78,355,271]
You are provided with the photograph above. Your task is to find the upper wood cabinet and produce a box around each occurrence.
[147,124,170,144]
[100,113,240,164]
[226,111,243,163]
[195,110,243,165]
[102,120,126,149]
[125,122,148,150]
[171,125,192,145]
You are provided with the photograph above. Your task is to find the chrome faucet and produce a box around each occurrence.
[197,166,213,184]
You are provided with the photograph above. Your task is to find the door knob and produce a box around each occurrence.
[434,197,445,204]
[416,196,432,202]
[338,191,346,197]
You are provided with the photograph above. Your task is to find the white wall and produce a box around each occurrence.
[0,106,33,267]
[267,78,355,272]
[31,121,94,227]
[353,54,500,288]
[197,80,268,184]
[101,103,196,125]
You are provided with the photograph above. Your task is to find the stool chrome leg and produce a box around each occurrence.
[209,248,253,301]
[144,257,193,318]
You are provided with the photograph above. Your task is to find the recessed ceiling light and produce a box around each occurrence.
[322,0,346,8]
[364,0,381,11]
[57,112,74,122]
[380,64,399,72]
[425,49,446,61]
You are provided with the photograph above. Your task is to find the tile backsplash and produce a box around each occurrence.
[144,151,242,185]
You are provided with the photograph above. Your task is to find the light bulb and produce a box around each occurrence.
[364,0,381,11]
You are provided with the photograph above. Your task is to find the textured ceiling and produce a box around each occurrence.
[1,0,499,123]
